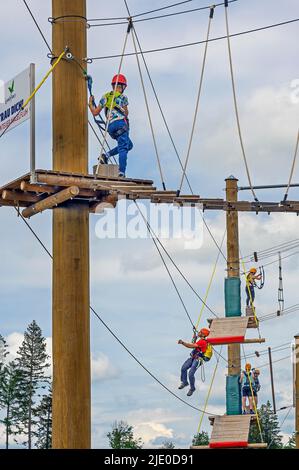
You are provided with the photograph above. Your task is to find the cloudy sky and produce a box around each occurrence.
[0,0,299,448]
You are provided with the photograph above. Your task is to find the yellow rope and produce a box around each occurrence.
[22,50,66,109]
[197,347,222,434]
[195,230,226,330]
[247,370,264,442]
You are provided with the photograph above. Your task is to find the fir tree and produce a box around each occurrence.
[161,440,175,449]
[35,387,52,449]
[15,321,50,449]
[249,401,283,448]
[0,335,8,373]
[284,433,296,449]
[0,361,24,449]
[192,430,209,446]
[107,421,143,449]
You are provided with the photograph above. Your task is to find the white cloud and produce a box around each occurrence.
[91,352,119,382]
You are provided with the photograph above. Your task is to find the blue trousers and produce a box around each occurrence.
[246,285,255,306]
[107,119,133,175]
[181,357,201,391]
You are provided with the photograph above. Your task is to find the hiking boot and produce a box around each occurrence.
[118,172,125,178]
[250,410,255,415]
[178,382,188,390]
[242,410,247,415]
[98,154,108,164]
[187,388,195,397]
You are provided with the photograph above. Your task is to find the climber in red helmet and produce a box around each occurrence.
[178,328,212,397]
[89,74,133,178]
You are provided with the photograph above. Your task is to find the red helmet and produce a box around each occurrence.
[199,328,210,338]
[111,74,127,86]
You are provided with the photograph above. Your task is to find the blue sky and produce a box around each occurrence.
[1,0,299,448]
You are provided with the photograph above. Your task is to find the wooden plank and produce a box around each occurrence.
[22,186,80,218]
[2,189,40,203]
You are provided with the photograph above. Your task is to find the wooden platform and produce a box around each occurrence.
[206,317,264,345]
[0,169,202,217]
[191,415,267,449]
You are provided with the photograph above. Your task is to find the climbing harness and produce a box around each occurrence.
[278,252,284,312]
[254,266,265,290]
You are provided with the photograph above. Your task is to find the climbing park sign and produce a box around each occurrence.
[0,65,32,134]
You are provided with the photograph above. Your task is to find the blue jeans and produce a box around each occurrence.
[246,285,255,306]
[181,357,201,391]
[107,119,133,175]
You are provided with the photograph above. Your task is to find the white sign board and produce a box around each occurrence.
[0,66,31,134]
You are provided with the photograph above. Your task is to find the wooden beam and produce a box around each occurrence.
[20,181,57,194]
[2,189,40,203]
[22,186,80,218]
[243,338,266,344]
[190,443,268,449]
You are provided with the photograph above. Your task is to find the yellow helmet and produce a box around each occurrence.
[249,268,257,274]
[245,363,251,370]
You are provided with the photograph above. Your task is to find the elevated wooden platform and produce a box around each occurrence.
[0,169,201,217]
[191,415,267,449]
[1,169,299,217]
[207,317,264,345]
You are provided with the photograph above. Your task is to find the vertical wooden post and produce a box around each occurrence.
[52,0,90,449]
[268,347,276,414]
[226,176,241,377]
[295,334,299,449]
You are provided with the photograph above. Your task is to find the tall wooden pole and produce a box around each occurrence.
[268,347,276,414]
[52,0,90,449]
[295,334,299,449]
[226,176,241,377]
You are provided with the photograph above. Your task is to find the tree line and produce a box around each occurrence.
[0,321,51,449]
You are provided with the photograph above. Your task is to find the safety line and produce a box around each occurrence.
[197,346,223,434]
[283,128,299,202]
[134,201,220,319]
[95,21,132,175]
[224,1,258,202]
[0,50,66,140]
[177,6,214,196]
[13,209,217,416]
[130,28,166,189]
[195,230,226,330]
[85,18,299,61]
[89,1,238,27]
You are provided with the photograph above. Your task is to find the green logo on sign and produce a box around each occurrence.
[8,80,15,95]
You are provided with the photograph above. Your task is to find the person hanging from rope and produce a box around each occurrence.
[245,267,262,307]
[178,328,212,397]
[252,368,261,407]
[240,363,255,415]
[88,74,133,177]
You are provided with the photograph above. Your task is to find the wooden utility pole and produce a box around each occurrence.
[268,347,276,414]
[52,0,90,449]
[226,176,241,377]
[295,334,299,449]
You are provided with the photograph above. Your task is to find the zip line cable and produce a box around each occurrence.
[121,5,227,261]
[88,1,238,27]
[283,128,299,202]
[22,0,52,53]
[177,6,214,196]
[130,25,167,190]
[134,200,220,319]
[224,1,258,202]
[13,210,217,416]
[85,18,299,62]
